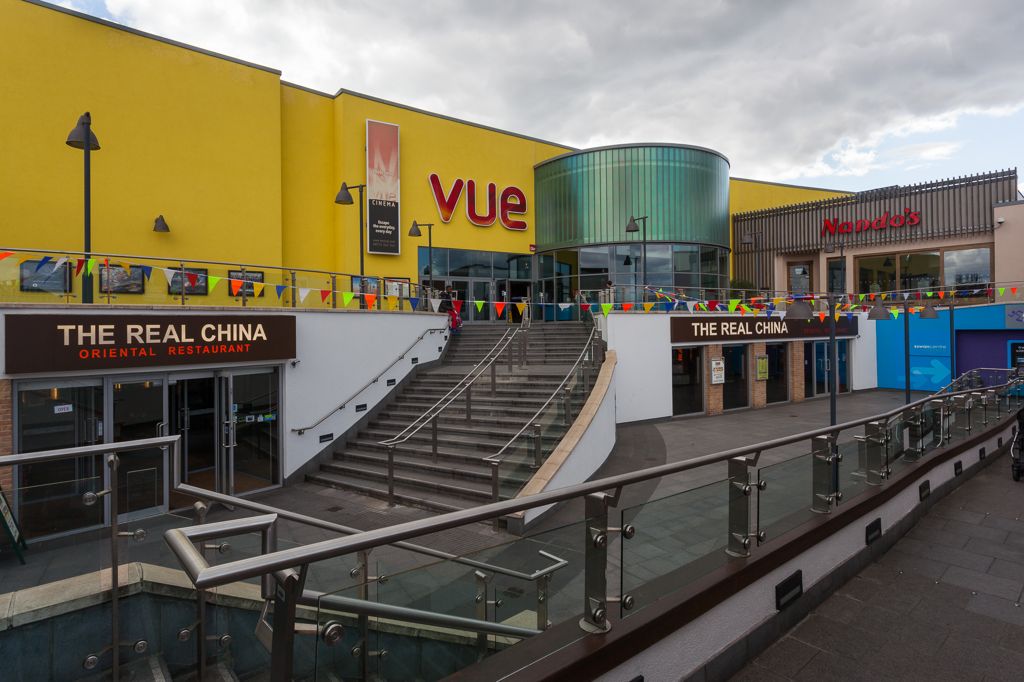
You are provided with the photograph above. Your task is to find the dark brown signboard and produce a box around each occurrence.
[671,315,858,344]
[4,314,296,374]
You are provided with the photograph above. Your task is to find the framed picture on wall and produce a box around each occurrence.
[19,259,72,293]
[227,270,265,297]
[167,267,209,296]
[99,264,145,294]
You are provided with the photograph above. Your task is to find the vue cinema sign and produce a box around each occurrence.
[4,314,296,374]
[429,174,528,230]
[820,208,922,237]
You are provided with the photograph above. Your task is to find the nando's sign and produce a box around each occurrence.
[820,208,922,237]
[671,315,858,344]
[4,314,296,374]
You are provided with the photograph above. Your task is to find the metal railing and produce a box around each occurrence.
[291,325,450,435]
[160,367,1024,680]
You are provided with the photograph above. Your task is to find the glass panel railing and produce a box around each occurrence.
[757,453,814,541]
[620,479,730,616]
[312,518,585,681]
[836,435,869,505]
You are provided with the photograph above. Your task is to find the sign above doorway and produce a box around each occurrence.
[4,314,296,374]
[670,315,858,344]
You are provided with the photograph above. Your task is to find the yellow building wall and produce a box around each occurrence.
[727,178,851,278]
[331,94,572,288]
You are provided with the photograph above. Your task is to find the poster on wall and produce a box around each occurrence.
[711,358,725,384]
[366,120,401,255]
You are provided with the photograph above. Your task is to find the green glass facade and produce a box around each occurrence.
[534,144,731,251]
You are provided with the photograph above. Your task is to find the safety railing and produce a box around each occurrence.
[161,368,1024,680]
[291,325,450,435]
[482,326,600,511]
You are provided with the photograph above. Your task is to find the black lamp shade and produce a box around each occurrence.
[625,216,639,233]
[335,182,354,205]
[408,220,422,237]
[65,113,100,150]
[867,302,891,320]
[623,255,632,266]
[919,303,939,319]
[153,215,170,233]
[786,299,813,318]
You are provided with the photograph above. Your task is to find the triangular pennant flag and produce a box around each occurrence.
[409,296,420,311]
[452,299,463,313]
[925,291,933,297]
[707,299,719,311]
[387,295,398,310]
[580,303,591,313]
[772,297,783,305]
[0,251,13,261]
[494,301,506,317]
[86,258,97,276]
[1013,287,1019,296]
[76,259,86,277]
[728,299,740,312]
[342,292,355,306]
[229,279,242,296]
[364,294,377,308]
[208,276,222,292]
[34,256,53,272]
[162,268,176,285]
[186,272,199,288]
[253,282,265,297]
[475,300,484,313]
[880,293,887,301]
[622,303,634,312]
[298,287,312,303]
[601,303,613,316]
[643,302,655,313]
[664,301,675,312]
[846,312,854,320]
[558,303,571,311]
[777,310,787,320]
[140,265,153,280]
[817,312,826,322]
[937,291,944,299]
[998,287,1006,297]
[431,298,443,312]
[321,289,331,303]
[275,284,287,298]
[515,302,526,315]
[902,293,910,300]
[890,308,900,319]
[834,312,841,321]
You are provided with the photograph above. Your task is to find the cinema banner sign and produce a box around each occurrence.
[4,314,296,374]
[671,315,858,344]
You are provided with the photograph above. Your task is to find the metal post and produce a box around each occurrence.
[240,266,248,307]
[726,456,763,557]
[82,117,94,304]
[490,461,501,530]
[864,420,888,485]
[289,271,297,308]
[355,550,370,681]
[905,406,923,460]
[811,434,841,513]
[949,300,956,380]
[904,299,911,404]
[180,262,187,306]
[427,224,434,294]
[270,569,301,681]
[929,399,945,446]
[431,416,438,463]
[331,274,337,309]
[519,331,527,368]
[465,384,472,424]
[580,493,611,633]
[582,362,590,393]
[358,184,366,296]
[108,454,120,681]
[475,571,490,659]
[536,573,550,631]
[386,446,395,506]
[532,423,542,469]
[490,362,497,397]
[562,386,573,425]
[828,295,838,425]
[507,336,514,374]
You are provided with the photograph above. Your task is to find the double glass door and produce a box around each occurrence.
[445,278,494,322]
[804,341,851,397]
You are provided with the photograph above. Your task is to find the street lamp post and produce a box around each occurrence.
[625,215,648,301]
[868,298,913,403]
[408,221,435,301]
[335,181,367,297]
[66,113,100,304]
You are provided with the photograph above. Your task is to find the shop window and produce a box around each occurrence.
[899,252,940,292]
[448,249,492,278]
[788,262,812,294]
[538,254,555,279]
[856,255,897,294]
[418,246,449,278]
[827,258,846,295]
[613,244,642,273]
[506,254,532,279]
[719,249,730,280]
[944,247,991,290]
[492,253,509,278]
[645,244,672,276]
[555,250,578,278]
[673,244,699,273]
[700,246,719,275]
[579,246,610,272]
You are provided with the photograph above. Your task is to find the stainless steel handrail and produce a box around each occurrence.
[166,374,1024,590]
[484,326,597,465]
[379,326,520,447]
[292,325,450,435]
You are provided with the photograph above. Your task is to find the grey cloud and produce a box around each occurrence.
[94,0,1023,180]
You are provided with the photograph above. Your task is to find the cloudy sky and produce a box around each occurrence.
[62,0,1024,191]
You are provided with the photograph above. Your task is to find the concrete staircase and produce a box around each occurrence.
[306,323,596,514]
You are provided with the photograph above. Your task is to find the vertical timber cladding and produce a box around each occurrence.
[731,169,1019,288]
[366,120,401,255]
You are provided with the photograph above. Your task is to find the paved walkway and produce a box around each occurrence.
[731,449,1024,682]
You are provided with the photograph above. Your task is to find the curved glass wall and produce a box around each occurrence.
[534,144,731,251]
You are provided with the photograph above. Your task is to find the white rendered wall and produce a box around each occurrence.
[850,313,877,390]
[605,313,672,423]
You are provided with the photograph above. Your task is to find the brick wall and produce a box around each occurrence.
[750,342,767,409]
[0,380,12,491]
[790,341,805,402]
[704,343,723,416]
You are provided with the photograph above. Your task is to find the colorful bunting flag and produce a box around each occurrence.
[452,299,463,314]
[937,291,944,299]
[601,303,613,316]
[140,265,153,280]
[33,256,53,272]
[869,293,876,301]
[364,294,377,308]
[474,300,484,313]
[431,298,443,312]
[228,278,242,295]
[643,302,655,313]
[162,268,176,285]
[817,312,826,322]
[622,303,634,312]
[343,292,355,306]
[76,259,87,277]
[253,282,265,298]
[558,303,571,311]
[208,276,222,292]
[999,287,1006,297]
[320,289,331,303]
[664,301,674,312]
[186,272,199,288]
[890,308,900,319]
[728,299,740,312]
[387,295,398,310]
[515,302,526,315]
[494,302,506,317]
[580,303,591,313]
[1013,287,1019,296]
[298,288,312,303]
[0,251,13,261]
[707,299,719,311]
[275,284,287,298]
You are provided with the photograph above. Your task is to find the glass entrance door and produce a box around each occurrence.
[170,376,220,495]
[111,379,167,520]
[471,280,492,322]
[229,368,281,493]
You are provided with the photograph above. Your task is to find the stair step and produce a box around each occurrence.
[339,443,542,467]
[305,471,474,514]
[367,419,567,441]
[335,450,533,484]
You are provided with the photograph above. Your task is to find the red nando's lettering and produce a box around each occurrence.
[821,208,921,237]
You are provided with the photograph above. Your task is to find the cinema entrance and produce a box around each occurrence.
[14,367,282,539]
